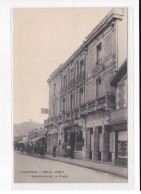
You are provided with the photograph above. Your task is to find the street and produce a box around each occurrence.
[14,152,127,183]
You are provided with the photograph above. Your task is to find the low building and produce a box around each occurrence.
[109,59,127,166]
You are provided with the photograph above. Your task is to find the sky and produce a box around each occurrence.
[13,8,112,124]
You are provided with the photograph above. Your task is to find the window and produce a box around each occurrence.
[68,69,70,82]
[96,78,102,98]
[63,75,67,88]
[71,94,75,110]
[77,62,79,76]
[54,83,56,95]
[63,98,65,112]
[53,101,56,116]
[80,60,84,73]
[117,131,127,158]
[96,43,102,65]
[79,88,84,105]
[71,68,74,80]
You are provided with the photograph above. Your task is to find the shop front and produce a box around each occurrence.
[63,124,84,159]
[114,123,127,167]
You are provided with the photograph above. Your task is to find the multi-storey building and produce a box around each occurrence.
[44,8,127,167]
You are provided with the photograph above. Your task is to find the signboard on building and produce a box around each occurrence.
[41,108,49,114]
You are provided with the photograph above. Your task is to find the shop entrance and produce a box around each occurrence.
[115,130,127,167]
[86,128,93,159]
[64,125,83,159]
[69,132,75,159]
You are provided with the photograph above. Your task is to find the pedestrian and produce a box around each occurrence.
[52,145,57,157]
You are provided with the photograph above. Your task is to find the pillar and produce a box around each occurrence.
[112,131,116,165]
[102,125,109,162]
[82,127,86,160]
[94,127,99,160]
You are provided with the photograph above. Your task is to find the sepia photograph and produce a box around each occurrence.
[13,7,128,183]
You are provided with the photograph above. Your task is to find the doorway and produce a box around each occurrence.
[86,128,93,159]
[69,132,75,159]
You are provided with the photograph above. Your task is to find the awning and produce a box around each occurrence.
[18,141,24,144]
[30,136,45,142]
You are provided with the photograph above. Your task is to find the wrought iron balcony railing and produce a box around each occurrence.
[79,103,87,116]
[88,100,96,113]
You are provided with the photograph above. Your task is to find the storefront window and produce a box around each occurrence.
[75,131,83,151]
[64,127,83,151]
[117,131,127,158]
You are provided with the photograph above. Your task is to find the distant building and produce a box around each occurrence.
[44,8,127,167]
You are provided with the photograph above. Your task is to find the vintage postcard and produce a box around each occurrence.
[13,7,128,183]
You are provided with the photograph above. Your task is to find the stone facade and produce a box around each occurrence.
[44,8,127,167]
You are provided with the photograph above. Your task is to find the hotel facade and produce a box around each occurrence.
[44,8,127,167]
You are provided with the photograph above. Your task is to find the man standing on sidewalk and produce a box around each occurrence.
[53,145,57,157]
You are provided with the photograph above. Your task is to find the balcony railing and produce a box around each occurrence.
[93,60,104,75]
[60,72,85,94]
[88,100,95,113]
[73,108,79,119]
[97,96,105,105]
[79,103,87,116]
[44,117,54,126]
[75,71,85,85]
[44,119,48,127]
[109,107,127,124]
[96,92,115,110]
[65,112,71,122]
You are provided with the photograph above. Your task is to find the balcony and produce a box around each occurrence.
[97,96,105,105]
[44,117,54,127]
[96,92,115,110]
[57,113,63,124]
[75,71,85,85]
[88,100,96,113]
[93,60,104,75]
[79,103,87,116]
[73,108,79,119]
[65,112,71,121]
[109,107,127,124]
[55,116,59,122]
[44,119,48,127]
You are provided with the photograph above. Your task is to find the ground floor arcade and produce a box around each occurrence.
[45,114,127,167]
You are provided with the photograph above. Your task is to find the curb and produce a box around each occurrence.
[45,156,127,179]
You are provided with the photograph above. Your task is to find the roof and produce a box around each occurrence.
[47,8,124,83]
[110,59,127,86]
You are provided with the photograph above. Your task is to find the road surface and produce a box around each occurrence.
[14,152,127,183]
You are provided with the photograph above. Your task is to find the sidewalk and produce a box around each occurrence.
[15,151,127,179]
[45,154,128,179]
